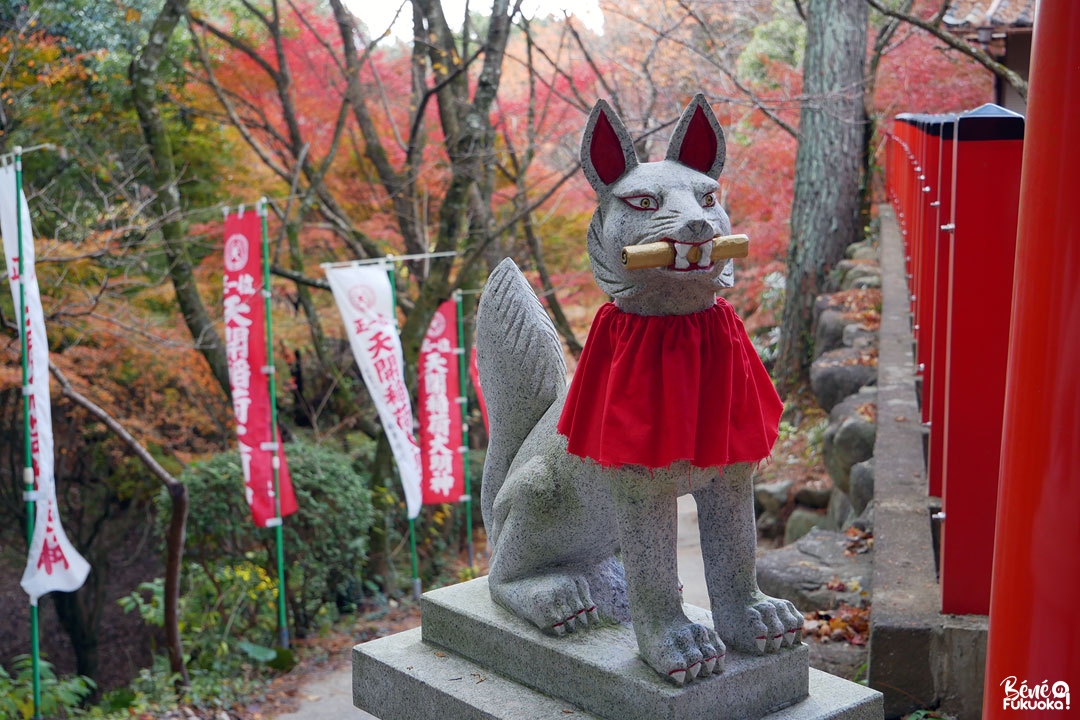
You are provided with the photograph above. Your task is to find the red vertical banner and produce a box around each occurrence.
[419,300,465,504]
[469,346,488,434]
[223,211,297,527]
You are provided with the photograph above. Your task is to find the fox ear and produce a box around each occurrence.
[666,94,726,179]
[581,99,638,194]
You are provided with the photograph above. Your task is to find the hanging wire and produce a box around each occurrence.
[319,250,459,269]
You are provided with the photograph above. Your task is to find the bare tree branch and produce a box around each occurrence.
[271,264,329,290]
[51,363,178,487]
[864,0,1028,99]
[189,15,279,78]
[49,360,189,687]
[672,0,799,138]
[186,9,383,259]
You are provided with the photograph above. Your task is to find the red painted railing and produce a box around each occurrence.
[886,1,1079,707]
[885,104,1025,616]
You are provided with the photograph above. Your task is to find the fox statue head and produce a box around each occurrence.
[581,94,734,316]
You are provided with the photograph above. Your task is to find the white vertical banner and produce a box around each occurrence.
[325,265,422,519]
[0,162,90,605]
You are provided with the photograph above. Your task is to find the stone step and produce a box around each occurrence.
[354,627,598,719]
[354,626,882,720]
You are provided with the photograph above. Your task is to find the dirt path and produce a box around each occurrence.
[273,664,375,720]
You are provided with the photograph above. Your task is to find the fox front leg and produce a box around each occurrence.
[694,463,803,653]
[608,468,725,685]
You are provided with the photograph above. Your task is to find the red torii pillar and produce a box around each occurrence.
[984,2,1080,716]
[938,104,1024,616]
[926,115,956,498]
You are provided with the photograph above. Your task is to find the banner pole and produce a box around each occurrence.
[385,259,422,600]
[14,148,42,720]
[259,198,289,649]
[453,290,474,569]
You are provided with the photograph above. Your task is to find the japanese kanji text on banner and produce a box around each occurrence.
[325,265,422,519]
[419,300,464,504]
[223,211,297,527]
[1,163,90,605]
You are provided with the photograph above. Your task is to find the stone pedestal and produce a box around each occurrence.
[354,577,882,720]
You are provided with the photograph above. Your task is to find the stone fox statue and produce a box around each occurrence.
[475,94,803,686]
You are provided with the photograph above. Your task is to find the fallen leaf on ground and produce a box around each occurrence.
[843,528,874,556]
[802,604,871,645]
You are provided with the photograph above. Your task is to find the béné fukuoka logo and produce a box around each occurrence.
[1001,676,1070,711]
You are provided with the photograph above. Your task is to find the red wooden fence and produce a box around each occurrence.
[885,104,1024,615]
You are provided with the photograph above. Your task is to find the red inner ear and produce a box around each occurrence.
[591,111,627,186]
[677,106,718,174]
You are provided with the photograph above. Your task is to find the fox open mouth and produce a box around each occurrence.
[668,239,714,271]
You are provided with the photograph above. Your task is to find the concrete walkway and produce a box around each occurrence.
[274,665,371,720]
[273,495,709,719]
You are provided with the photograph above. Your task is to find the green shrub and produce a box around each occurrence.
[162,441,375,637]
[119,563,281,674]
[0,655,95,719]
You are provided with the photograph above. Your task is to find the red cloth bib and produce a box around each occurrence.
[557,299,782,470]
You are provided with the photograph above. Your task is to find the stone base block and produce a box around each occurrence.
[354,577,882,720]
[420,577,806,719]
[354,628,882,720]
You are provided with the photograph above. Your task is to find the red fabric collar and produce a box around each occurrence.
[557,299,782,470]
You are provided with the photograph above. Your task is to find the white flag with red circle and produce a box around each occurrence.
[325,264,422,519]
[418,300,465,504]
[223,211,297,527]
[1,163,90,605]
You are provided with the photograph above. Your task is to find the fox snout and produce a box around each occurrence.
[678,217,716,244]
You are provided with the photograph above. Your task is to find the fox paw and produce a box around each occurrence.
[491,573,600,635]
[713,595,802,654]
[639,616,726,685]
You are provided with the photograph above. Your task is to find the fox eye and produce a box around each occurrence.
[702,192,717,208]
[621,194,658,211]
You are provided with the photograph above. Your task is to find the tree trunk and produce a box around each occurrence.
[164,482,191,686]
[859,1,910,246]
[285,220,330,369]
[365,434,399,596]
[130,0,231,398]
[51,554,106,687]
[775,0,868,388]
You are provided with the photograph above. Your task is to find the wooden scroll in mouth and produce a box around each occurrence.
[620,234,749,270]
